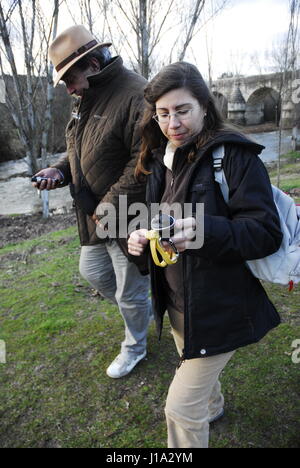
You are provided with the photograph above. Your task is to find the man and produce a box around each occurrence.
[33,25,151,378]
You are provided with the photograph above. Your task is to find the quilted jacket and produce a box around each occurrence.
[54,56,147,245]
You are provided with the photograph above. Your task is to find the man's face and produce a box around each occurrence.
[62,66,92,97]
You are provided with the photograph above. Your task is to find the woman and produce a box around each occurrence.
[128,62,282,448]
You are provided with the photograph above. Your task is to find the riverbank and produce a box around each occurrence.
[0,129,295,216]
[243,122,281,134]
[0,211,76,249]
[0,150,299,248]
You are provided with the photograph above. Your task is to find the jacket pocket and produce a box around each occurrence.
[69,183,98,216]
[189,181,215,211]
[190,181,214,194]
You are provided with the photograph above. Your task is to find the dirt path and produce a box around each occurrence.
[0,211,77,248]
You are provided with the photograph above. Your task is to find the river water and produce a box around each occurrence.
[0,130,293,216]
[0,154,73,216]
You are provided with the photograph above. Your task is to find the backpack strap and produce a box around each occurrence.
[212,145,229,203]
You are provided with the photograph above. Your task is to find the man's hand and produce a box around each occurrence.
[32,168,63,191]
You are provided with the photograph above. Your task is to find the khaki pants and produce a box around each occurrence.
[165,306,235,448]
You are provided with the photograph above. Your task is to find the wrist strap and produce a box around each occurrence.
[145,230,179,267]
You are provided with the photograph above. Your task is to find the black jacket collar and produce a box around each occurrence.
[86,56,124,89]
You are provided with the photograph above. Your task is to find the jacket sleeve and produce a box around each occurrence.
[189,145,283,263]
[51,118,74,186]
[51,154,72,186]
[98,95,147,210]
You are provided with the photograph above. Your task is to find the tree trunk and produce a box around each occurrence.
[40,0,59,219]
[139,0,149,79]
[41,0,59,169]
[178,0,205,61]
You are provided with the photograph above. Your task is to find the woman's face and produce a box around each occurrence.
[155,88,206,148]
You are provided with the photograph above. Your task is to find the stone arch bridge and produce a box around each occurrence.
[212,70,300,128]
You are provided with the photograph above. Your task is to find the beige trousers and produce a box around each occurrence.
[165,306,235,448]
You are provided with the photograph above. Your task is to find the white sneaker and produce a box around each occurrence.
[106,351,147,378]
[209,408,224,424]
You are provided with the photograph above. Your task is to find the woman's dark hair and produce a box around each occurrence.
[135,62,225,178]
[75,46,112,71]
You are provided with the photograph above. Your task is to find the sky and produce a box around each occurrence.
[61,0,292,80]
[5,0,293,81]
[187,0,291,79]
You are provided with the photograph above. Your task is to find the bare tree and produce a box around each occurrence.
[0,0,60,175]
[178,0,206,61]
[106,0,212,79]
[139,0,149,77]
[63,0,114,46]
[275,0,300,188]
[64,0,94,32]
[38,0,59,218]
[60,0,228,79]
[111,0,229,78]
[0,0,39,173]
[204,25,213,89]
[108,0,177,79]
[39,0,59,169]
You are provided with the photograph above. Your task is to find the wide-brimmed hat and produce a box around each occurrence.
[49,25,112,87]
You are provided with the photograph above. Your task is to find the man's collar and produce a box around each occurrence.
[87,56,123,88]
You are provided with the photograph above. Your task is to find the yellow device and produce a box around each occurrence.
[146,214,179,268]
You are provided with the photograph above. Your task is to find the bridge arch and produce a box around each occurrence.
[246,87,281,125]
[213,91,228,119]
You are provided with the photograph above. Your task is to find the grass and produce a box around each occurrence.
[267,152,300,198]
[0,226,299,448]
[281,150,300,161]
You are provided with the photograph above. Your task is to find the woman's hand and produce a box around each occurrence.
[128,229,150,256]
[164,217,196,253]
[91,214,99,225]
[128,218,196,257]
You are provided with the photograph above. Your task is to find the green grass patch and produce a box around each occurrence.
[282,150,300,161]
[279,178,300,192]
[0,228,299,448]
[267,150,300,195]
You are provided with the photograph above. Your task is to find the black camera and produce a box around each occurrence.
[31,176,60,183]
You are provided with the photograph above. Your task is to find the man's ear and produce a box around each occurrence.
[90,57,101,72]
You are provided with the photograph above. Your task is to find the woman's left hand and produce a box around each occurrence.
[163,217,196,253]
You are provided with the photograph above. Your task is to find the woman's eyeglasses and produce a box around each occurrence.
[152,108,194,124]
